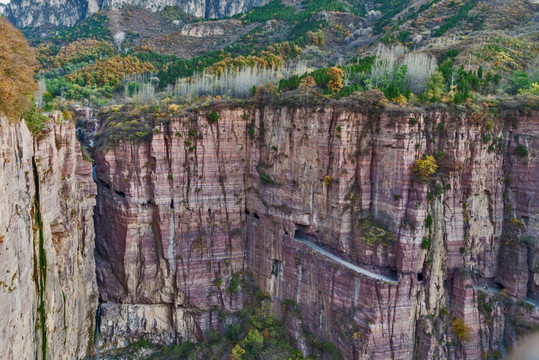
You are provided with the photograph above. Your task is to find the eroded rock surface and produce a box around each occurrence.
[0,115,98,360]
[94,101,538,358]
[5,0,268,27]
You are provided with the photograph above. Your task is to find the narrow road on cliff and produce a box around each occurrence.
[475,286,539,308]
[294,236,399,284]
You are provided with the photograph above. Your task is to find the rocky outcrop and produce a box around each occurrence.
[0,115,98,359]
[180,19,242,37]
[5,0,268,27]
[93,98,538,358]
[5,0,97,28]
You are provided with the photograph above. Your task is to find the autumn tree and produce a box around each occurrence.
[412,155,438,178]
[298,75,317,94]
[0,16,38,120]
[67,55,155,89]
[451,318,471,342]
[327,67,345,92]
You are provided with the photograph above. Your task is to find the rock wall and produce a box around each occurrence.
[5,0,268,27]
[93,100,538,358]
[0,115,98,359]
[94,109,248,351]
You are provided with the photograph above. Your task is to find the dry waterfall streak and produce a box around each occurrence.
[294,236,399,284]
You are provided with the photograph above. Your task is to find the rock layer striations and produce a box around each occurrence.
[93,99,538,359]
[0,115,98,360]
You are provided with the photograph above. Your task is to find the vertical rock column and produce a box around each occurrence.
[0,115,98,360]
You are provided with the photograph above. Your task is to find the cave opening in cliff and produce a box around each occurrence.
[115,190,126,199]
[254,213,260,220]
[170,199,174,209]
[494,281,505,291]
[294,224,309,239]
[245,209,250,215]
[417,273,424,282]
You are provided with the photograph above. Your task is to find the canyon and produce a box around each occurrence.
[1,94,538,359]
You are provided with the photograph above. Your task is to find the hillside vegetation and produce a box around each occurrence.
[0,17,37,120]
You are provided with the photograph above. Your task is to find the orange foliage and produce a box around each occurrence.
[327,67,344,92]
[54,39,115,67]
[451,318,471,342]
[67,55,155,88]
[210,50,282,76]
[0,17,38,120]
[300,75,316,90]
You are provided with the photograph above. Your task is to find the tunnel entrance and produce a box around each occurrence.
[294,224,309,239]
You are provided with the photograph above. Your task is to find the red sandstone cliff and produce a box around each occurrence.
[93,97,538,359]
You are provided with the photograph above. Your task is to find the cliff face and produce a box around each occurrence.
[5,0,268,27]
[0,115,98,360]
[94,109,248,351]
[93,100,538,358]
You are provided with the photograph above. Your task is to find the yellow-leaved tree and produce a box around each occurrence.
[327,67,345,93]
[412,155,438,178]
[0,16,38,120]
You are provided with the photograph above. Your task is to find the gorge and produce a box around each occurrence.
[1,0,539,357]
[1,93,537,359]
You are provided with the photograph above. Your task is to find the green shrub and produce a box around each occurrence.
[425,214,433,228]
[229,276,239,294]
[226,324,239,342]
[511,70,531,94]
[259,172,276,185]
[208,109,219,123]
[171,342,195,357]
[24,104,49,135]
[241,329,264,356]
[514,144,528,157]
[248,126,255,139]
[132,339,151,350]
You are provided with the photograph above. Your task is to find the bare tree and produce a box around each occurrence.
[370,45,405,86]
[174,62,308,99]
[402,52,437,93]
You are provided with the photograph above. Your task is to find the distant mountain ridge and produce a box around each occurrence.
[4,0,268,27]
